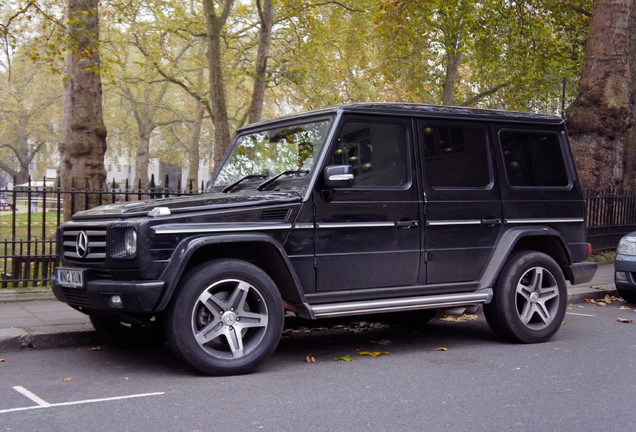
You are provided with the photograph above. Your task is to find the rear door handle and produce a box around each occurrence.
[395,220,419,229]
[481,218,502,226]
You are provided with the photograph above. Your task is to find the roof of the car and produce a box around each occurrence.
[239,103,564,131]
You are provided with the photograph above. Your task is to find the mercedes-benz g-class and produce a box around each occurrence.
[53,103,596,375]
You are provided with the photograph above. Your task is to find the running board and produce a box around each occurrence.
[308,290,493,319]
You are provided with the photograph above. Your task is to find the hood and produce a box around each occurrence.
[71,190,302,220]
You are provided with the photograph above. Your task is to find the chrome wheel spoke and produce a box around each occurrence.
[518,301,534,324]
[194,319,224,345]
[227,281,251,312]
[529,268,544,291]
[517,282,533,301]
[236,310,268,329]
[539,285,559,302]
[225,327,244,358]
[534,302,551,324]
[199,291,225,317]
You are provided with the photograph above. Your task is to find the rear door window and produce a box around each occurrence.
[419,123,491,188]
[499,130,569,187]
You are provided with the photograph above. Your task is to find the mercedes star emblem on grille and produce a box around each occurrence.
[76,231,89,258]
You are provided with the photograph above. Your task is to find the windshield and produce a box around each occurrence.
[211,119,332,190]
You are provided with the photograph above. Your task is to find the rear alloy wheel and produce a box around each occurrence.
[165,259,284,376]
[484,251,567,343]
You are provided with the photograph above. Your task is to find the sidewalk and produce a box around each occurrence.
[0,263,618,352]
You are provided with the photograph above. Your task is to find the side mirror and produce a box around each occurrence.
[324,165,354,188]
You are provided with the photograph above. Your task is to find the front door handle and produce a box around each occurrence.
[395,220,419,229]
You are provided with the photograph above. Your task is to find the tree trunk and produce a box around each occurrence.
[59,0,107,219]
[186,103,206,193]
[135,127,151,190]
[442,49,462,106]
[567,0,636,192]
[202,0,234,173]
[248,0,274,124]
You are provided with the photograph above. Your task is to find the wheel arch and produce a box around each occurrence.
[481,227,574,289]
[154,234,308,314]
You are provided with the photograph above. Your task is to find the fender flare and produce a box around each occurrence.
[479,226,572,290]
[153,233,309,313]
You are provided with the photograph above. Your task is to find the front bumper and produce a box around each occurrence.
[52,276,165,314]
[614,254,636,294]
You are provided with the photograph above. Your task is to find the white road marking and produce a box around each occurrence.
[566,312,596,317]
[12,386,51,407]
[0,387,164,414]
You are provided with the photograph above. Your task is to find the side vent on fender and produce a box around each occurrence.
[259,208,291,222]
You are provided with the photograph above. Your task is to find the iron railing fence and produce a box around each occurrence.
[0,175,202,288]
[584,190,636,252]
[0,178,633,288]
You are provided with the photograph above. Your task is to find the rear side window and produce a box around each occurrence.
[419,122,490,188]
[500,131,569,187]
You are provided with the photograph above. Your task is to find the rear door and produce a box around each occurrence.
[416,119,503,284]
[494,124,588,259]
[313,115,421,292]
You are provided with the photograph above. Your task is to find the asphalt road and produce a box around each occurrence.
[1,300,635,432]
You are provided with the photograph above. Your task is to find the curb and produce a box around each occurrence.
[567,285,618,304]
[0,324,99,353]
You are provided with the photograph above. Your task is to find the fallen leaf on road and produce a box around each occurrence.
[343,321,391,332]
[619,306,632,311]
[617,318,634,324]
[358,351,389,357]
[441,314,478,322]
[88,346,102,351]
[436,347,448,352]
[305,355,316,363]
[0,358,5,363]
[58,377,74,382]
[584,298,607,307]
[333,355,355,362]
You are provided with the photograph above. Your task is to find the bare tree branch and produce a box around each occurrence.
[310,1,364,13]
[460,83,510,107]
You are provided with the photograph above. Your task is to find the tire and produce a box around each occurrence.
[617,287,636,304]
[483,251,567,343]
[89,315,165,347]
[164,259,284,376]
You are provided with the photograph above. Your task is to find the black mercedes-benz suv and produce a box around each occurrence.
[53,103,596,375]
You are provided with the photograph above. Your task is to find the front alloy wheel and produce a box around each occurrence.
[192,278,269,360]
[165,259,284,375]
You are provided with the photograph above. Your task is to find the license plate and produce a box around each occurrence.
[56,268,84,288]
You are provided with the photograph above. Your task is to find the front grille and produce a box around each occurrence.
[61,287,91,308]
[62,226,108,264]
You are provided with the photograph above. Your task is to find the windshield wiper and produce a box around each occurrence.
[257,170,309,191]
[222,174,268,193]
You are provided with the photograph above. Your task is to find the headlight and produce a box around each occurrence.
[617,234,636,256]
[124,228,137,256]
[110,226,138,258]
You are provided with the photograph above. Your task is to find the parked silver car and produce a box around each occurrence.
[615,233,636,303]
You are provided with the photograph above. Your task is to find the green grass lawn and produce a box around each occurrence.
[0,206,63,240]
[1,208,61,288]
